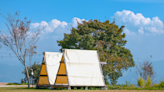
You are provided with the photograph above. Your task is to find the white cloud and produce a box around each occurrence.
[138,27,144,34]
[124,28,136,35]
[30,17,87,40]
[30,17,87,34]
[31,19,68,33]
[71,17,86,27]
[113,10,164,35]
[31,23,40,28]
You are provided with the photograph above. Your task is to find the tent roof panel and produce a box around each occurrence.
[44,52,63,85]
[63,49,105,86]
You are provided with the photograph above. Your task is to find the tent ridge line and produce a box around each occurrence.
[54,52,68,85]
[63,50,70,87]
[97,52,106,87]
[44,53,51,86]
[62,49,97,51]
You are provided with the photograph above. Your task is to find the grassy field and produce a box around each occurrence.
[0,87,164,92]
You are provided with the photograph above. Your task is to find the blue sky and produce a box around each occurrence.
[0,0,164,84]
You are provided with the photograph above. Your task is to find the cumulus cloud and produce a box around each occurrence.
[31,19,68,33]
[71,17,86,27]
[138,27,144,35]
[31,17,86,34]
[30,17,86,40]
[124,28,136,35]
[113,10,164,35]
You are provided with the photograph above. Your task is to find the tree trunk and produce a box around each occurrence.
[25,63,30,88]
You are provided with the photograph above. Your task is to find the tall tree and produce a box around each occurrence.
[57,19,135,85]
[0,11,41,88]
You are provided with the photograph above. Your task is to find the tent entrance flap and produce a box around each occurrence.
[38,58,49,85]
[55,56,68,84]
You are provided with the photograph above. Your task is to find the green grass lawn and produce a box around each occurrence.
[0,87,164,92]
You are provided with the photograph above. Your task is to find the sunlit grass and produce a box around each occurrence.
[0,87,164,92]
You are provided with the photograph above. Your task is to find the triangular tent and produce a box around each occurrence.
[37,49,106,88]
[37,52,63,87]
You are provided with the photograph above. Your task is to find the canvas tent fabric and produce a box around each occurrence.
[37,49,105,87]
[44,52,63,85]
[64,49,105,86]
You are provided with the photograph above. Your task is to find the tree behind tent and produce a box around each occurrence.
[22,61,41,83]
[57,19,135,85]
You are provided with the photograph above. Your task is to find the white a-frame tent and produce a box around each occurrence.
[37,49,106,89]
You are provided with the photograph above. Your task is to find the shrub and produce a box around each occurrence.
[80,87,83,90]
[73,87,77,90]
[7,83,23,85]
[130,84,136,87]
[95,87,99,90]
[145,76,151,87]
[7,83,13,85]
[159,80,164,88]
[154,84,159,88]
[90,87,95,90]
[125,81,131,87]
[21,83,28,85]
[56,87,61,90]
[138,77,145,88]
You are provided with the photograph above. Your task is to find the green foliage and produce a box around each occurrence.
[21,83,28,85]
[6,83,13,85]
[88,87,100,90]
[73,87,77,90]
[57,19,134,85]
[6,83,28,85]
[63,87,67,90]
[145,76,151,87]
[90,87,94,90]
[108,71,122,85]
[107,85,164,90]
[80,87,84,90]
[159,80,164,87]
[138,77,145,88]
[22,62,41,83]
[153,81,164,88]
[125,81,131,87]
[136,59,155,84]
[56,87,61,90]
[104,77,110,85]
[154,84,159,87]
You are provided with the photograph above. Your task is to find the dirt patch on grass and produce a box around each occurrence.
[0,83,8,85]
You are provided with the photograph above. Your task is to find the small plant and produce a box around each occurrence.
[90,87,95,90]
[80,87,84,90]
[7,83,13,85]
[56,87,61,90]
[130,84,136,87]
[145,76,151,87]
[138,77,145,88]
[73,87,77,90]
[125,81,131,87]
[63,87,67,90]
[95,87,101,90]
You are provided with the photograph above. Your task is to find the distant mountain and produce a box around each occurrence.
[152,60,164,83]
[0,60,163,84]
[0,63,24,83]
